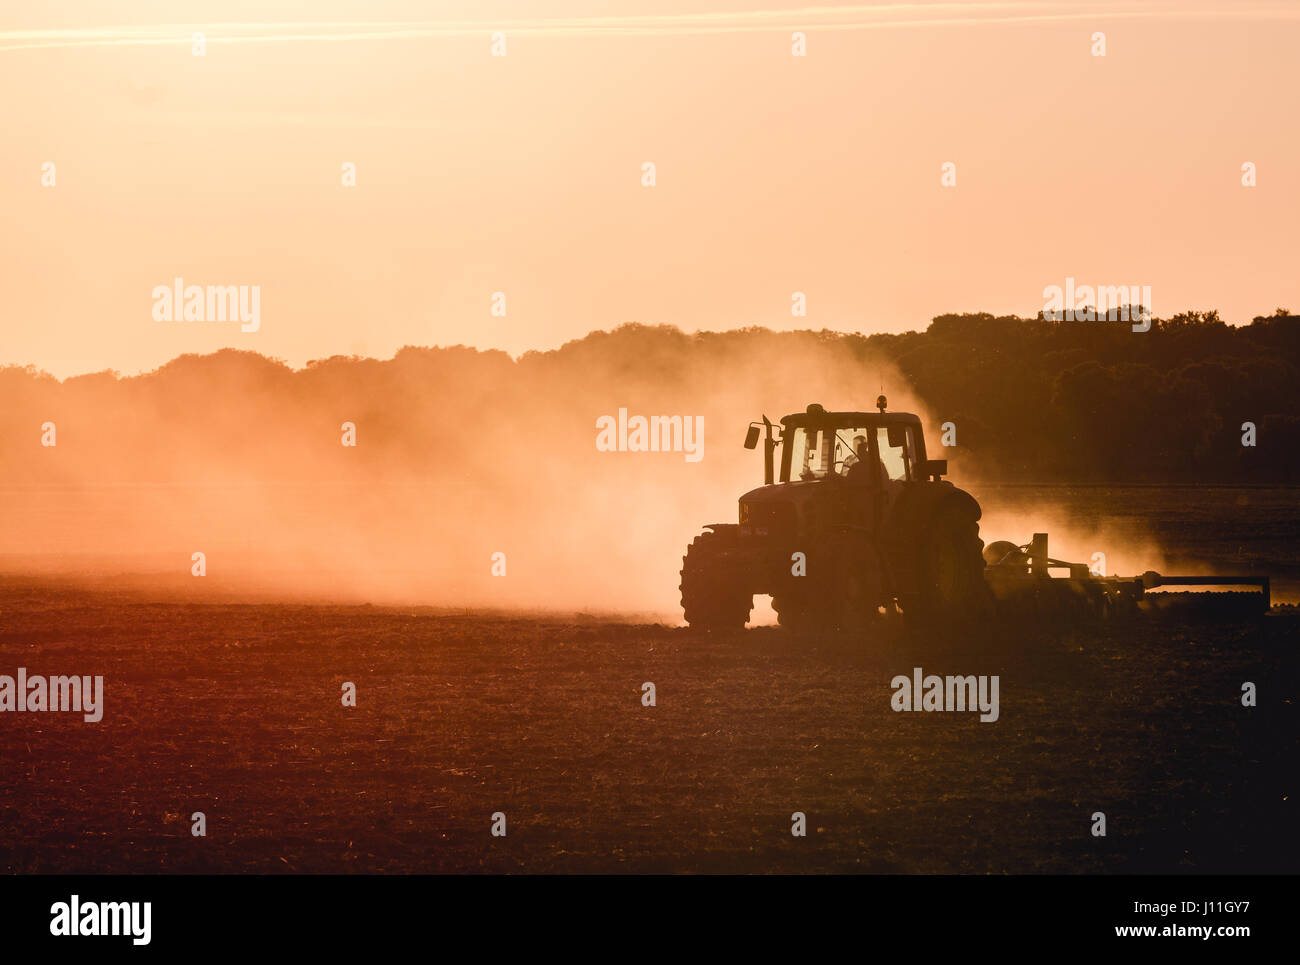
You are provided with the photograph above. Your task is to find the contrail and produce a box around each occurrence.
[1,3,1296,53]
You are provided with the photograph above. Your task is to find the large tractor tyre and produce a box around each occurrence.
[899,504,992,629]
[679,532,753,631]
[774,540,882,635]
[836,564,886,633]
[828,536,887,634]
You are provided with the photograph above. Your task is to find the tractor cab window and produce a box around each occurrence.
[876,426,912,481]
[788,427,833,480]
[783,422,917,482]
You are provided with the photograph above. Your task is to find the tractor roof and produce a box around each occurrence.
[780,403,921,427]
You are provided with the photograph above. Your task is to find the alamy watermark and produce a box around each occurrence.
[1042,277,1151,332]
[0,668,103,722]
[891,667,999,722]
[596,408,703,462]
[152,277,260,332]
[50,895,150,945]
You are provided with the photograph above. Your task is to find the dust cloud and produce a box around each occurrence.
[0,325,1178,617]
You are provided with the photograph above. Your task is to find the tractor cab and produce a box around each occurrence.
[745,400,946,487]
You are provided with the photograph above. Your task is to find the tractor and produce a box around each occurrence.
[679,399,1272,630]
[678,398,990,630]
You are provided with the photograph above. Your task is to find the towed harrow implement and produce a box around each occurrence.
[983,533,1270,621]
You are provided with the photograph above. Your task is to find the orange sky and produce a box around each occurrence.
[3,0,1298,379]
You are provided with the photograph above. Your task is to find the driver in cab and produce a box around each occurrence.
[844,434,887,486]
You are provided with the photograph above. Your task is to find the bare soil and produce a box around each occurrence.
[0,580,1295,874]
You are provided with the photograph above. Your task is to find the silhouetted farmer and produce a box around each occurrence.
[846,435,886,486]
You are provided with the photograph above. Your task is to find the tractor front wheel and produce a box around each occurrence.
[679,531,753,630]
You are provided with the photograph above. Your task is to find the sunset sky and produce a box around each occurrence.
[3,0,1298,379]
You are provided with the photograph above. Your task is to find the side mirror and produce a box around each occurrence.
[918,459,947,479]
[744,425,760,450]
[886,424,907,448]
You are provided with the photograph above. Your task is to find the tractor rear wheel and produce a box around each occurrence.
[900,504,991,628]
[774,538,883,635]
[679,531,753,630]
